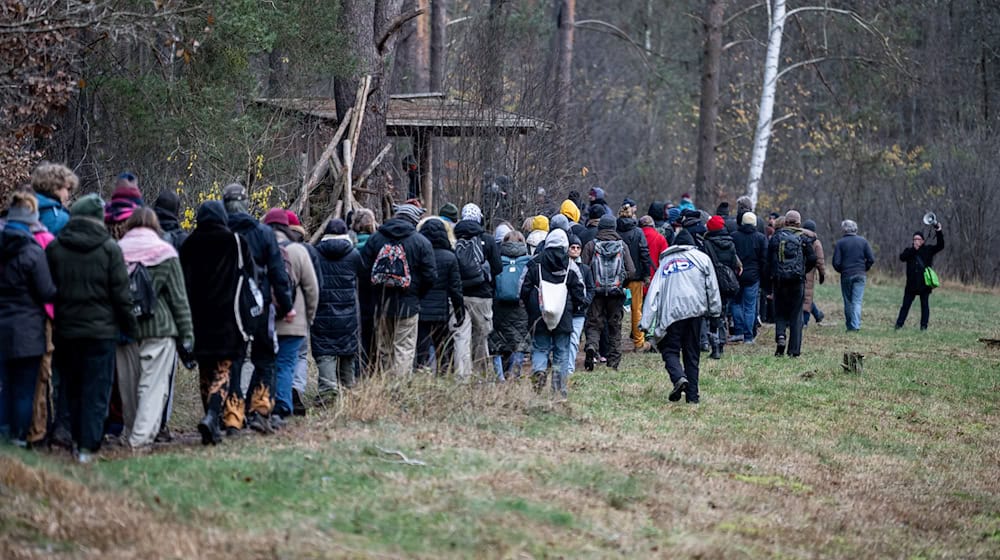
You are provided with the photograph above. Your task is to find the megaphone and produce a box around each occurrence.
[922,212,938,227]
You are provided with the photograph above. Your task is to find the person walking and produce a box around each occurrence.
[703,215,742,359]
[285,210,320,417]
[895,222,944,330]
[416,218,465,375]
[311,219,363,403]
[115,208,194,449]
[360,204,437,376]
[520,229,587,397]
[640,244,722,404]
[800,219,827,327]
[617,202,652,352]
[832,219,875,332]
[46,194,137,462]
[153,190,188,251]
[453,203,502,375]
[766,210,817,357]
[179,201,252,444]
[639,215,668,280]
[31,163,76,236]
[581,214,635,371]
[566,234,594,376]
[731,212,767,343]
[0,192,57,446]
[579,205,603,247]
[489,230,531,380]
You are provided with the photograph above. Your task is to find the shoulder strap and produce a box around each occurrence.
[235,233,244,269]
[914,253,926,269]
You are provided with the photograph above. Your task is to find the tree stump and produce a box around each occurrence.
[978,338,1000,349]
[841,352,864,374]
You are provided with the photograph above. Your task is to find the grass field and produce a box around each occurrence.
[2,280,999,559]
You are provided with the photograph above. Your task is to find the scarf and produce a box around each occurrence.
[118,227,178,267]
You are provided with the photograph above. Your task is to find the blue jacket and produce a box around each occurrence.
[833,233,875,279]
[227,212,294,315]
[36,192,70,236]
[311,236,363,357]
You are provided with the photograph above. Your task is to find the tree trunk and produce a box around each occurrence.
[746,0,787,208]
[430,0,446,91]
[554,0,575,177]
[335,0,406,216]
[694,0,725,208]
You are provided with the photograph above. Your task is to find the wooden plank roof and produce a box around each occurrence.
[255,93,552,137]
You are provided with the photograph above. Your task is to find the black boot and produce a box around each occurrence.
[709,342,722,360]
[584,348,595,372]
[292,388,307,416]
[197,410,222,445]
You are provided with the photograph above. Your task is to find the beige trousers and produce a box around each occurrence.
[116,337,176,448]
[464,296,494,374]
[448,304,472,380]
[377,314,419,376]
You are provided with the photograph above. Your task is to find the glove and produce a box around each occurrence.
[453,306,466,328]
[819,272,826,285]
[178,341,197,370]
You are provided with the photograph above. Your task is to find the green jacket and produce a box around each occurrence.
[46,216,138,340]
[135,258,194,346]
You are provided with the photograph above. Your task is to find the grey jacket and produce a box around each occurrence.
[640,245,722,340]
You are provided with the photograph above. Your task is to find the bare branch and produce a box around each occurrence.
[377,8,427,54]
[574,19,693,65]
[724,2,766,27]
[776,55,877,81]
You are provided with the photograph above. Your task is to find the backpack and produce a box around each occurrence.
[455,236,490,288]
[703,240,740,299]
[591,239,626,296]
[278,240,300,304]
[538,264,569,330]
[774,229,805,280]
[234,234,265,341]
[371,241,412,288]
[496,254,531,302]
[128,263,157,319]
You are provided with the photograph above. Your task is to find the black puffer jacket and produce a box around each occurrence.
[227,212,293,315]
[360,218,437,318]
[46,217,137,341]
[418,219,463,324]
[311,235,362,357]
[0,227,56,358]
[732,222,767,286]
[490,241,530,353]
[579,218,600,247]
[452,219,502,299]
[704,230,741,273]
[520,247,587,335]
[616,217,652,282]
[901,230,944,294]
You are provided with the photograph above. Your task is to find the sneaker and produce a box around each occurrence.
[270,415,288,431]
[225,426,241,438]
[584,349,595,372]
[743,338,755,345]
[292,389,308,416]
[669,378,688,402]
[598,355,608,364]
[247,412,273,435]
[154,426,174,443]
[728,335,743,344]
[775,335,786,356]
[76,450,94,464]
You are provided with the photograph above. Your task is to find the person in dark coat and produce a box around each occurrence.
[490,231,531,379]
[648,201,667,229]
[716,201,738,234]
[731,211,767,343]
[311,219,364,401]
[581,215,636,370]
[579,204,603,247]
[832,219,876,332]
[520,229,587,397]
[360,204,437,377]
[179,200,252,443]
[765,211,818,357]
[566,234,593,376]
[587,187,614,217]
[416,218,465,375]
[0,192,57,446]
[453,203,502,374]
[46,194,137,462]
[222,183,293,434]
[617,209,652,351]
[153,190,188,250]
[703,216,743,358]
[895,223,944,330]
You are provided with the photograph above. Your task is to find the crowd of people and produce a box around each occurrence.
[0,165,946,461]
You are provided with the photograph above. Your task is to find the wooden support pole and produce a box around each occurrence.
[417,131,433,211]
[291,107,353,215]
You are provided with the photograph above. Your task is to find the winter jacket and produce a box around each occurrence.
[579,218,600,247]
[732,223,767,286]
[46,217,137,341]
[572,256,595,316]
[118,227,194,346]
[641,225,669,277]
[273,230,319,337]
[227,212,294,315]
[704,230,742,278]
[490,241,531,353]
[36,192,70,236]
[765,227,818,289]
[311,235,363,357]
[900,230,944,295]
[155,207,189,251]
[180,202,250,361]
[617,217,652,282]
[520,247,587,335]
[453,219,502,299]
[360,218,437,318]
[526,229,548,255]
[640,245,722,340]
[581,228,637,283]
[832,233,875,279]
[802,231,826,312]
[418,220,464,324]
[0,227,57,359]
[355,232,372,250]
[648,201,667,228]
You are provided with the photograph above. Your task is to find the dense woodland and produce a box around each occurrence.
[2,0,998,285]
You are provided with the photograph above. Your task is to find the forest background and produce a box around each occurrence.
[2,0,998,286]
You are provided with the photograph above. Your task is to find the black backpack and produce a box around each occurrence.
[455,236,490,288]
[774,229,805,280]
[703,240,740,299]
[128,263,158,319]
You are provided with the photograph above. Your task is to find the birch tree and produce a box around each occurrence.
[745,0,786,208]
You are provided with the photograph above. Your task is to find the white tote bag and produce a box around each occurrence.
[538,264,569,331]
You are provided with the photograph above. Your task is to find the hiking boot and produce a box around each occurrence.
[225,426,241,438]
[775,335,786,356]
[292,389,307,416]
[154,425,174,443]
[197,410,222,445]
[709,344,722,360]
[270,414,288,431]
[247,412,273,435]
[669,378,688,402]
[584,349,596,372]
[49,425,73,450]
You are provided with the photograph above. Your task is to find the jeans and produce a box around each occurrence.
[316,354,355,396]
[567,316,586,374]
[895,290,930,330]
[657,317,701,403]
[273,335,305,417]
[733,282,760,341]
[840,275,866,331]
[803,302,824,326]
[0,356,42,442]
[531,330,570,396]
[54,338,116,453]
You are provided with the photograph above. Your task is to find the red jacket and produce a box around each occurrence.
[641,226,669,290]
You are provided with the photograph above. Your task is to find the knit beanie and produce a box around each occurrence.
[461,203,483,223]
[587,204,605,220]
[286,211,302,226]
[707,215,726,232]
[494,223,512,245]
[325,218,348,235]
[742,212,757,226]
[223,183,249,214]
[802,219,817,232]
[263,207,289,226]
[638,215,655,228]
[439,203,460,223]
[784,210,801,226]
[598,215,617,230]
[568,233,582,247]
[668,207,681,224]
[71,193,106,222]
[531,215,549,232]
[395,203,425,225]
[716,202,730,216]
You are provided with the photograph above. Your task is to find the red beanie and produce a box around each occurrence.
[263,207,289,226]
[707,215,726,232]
[285,210,301,226]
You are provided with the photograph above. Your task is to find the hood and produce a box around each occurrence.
[379,217,417,240]
[36,192,65,211]
[227,211,260,234]
[501,241,528,258]
[58,217,110,252]
[541,245,569,271]
[1,227,34,259]
[155,206,182,231]
[530,215,549,232]
[196,201,228,228]
[316,237,356,259]
[419,219,453,250]
[595,228,622,242]
[590,187,606,201]
[453,219,485,240]
[616,217,638,233]
[154,191,180,217]
[738,222,757,234]
[560,200,581,223]
[648,201,666,222]
[706,230,735,250]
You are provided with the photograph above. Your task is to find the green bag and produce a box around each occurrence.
[916,255,940,289]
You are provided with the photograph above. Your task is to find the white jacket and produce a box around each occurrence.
[639,245,722,340]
